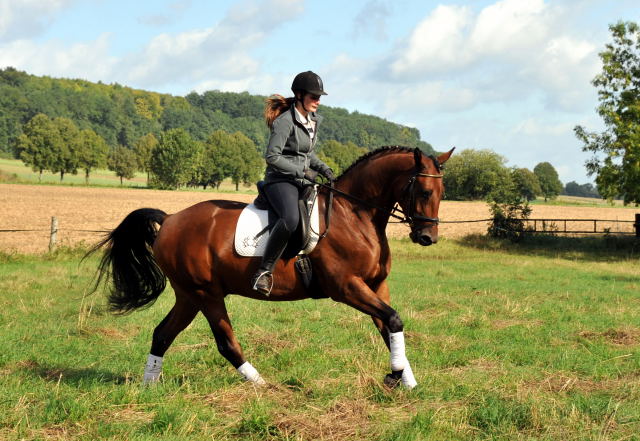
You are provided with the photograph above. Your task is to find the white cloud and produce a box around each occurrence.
[123,0,304,89]
[383,81,477,115]
[469,0,550,56]
[137,0,192,27]
[0,34,117,80]
[381,0,598,112]
[0,0,76,42]
[352,0,390,42]
[0,0,305,92]
[512,118,575,137]
[389,4,473,78]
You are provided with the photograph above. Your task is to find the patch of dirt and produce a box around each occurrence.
[197,380,413,440]
[579,327,640,346]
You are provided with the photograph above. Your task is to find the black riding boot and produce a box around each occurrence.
[251,219,291,296]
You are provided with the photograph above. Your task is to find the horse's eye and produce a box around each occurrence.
[421,190,432,199]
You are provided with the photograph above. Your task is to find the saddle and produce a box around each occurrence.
[234,181,322,295]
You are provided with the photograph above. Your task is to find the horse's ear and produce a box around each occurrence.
[413,148,423,169]
[437,147,455,165]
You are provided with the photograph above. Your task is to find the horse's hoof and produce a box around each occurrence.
[383,371,403,389]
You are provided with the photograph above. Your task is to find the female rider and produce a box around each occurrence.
[252,71,335,295]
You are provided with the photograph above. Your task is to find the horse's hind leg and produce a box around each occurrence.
[200,293,266,385]
[143,294,199,383]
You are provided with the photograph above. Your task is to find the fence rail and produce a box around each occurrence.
[524,217,638,236]
[2,214,639,252]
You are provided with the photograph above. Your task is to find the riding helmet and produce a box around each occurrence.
[291,71,327,96]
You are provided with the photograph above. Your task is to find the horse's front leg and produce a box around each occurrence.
[334,276,414,388]
[371,281,418,389]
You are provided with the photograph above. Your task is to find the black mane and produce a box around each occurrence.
[337,145,418,181]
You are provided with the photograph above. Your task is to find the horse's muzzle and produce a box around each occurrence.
[410,228,437,246]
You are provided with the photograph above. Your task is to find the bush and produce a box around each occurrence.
[487,187,533,242]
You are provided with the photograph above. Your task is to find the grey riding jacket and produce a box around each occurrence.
[264,106,331,183]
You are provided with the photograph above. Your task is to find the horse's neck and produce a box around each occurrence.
[335,156,407,224]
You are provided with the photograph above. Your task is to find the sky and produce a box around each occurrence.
[1,0,638,184]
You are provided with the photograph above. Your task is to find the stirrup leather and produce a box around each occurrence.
[252,270,273,296]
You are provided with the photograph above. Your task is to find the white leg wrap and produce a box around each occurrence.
[389,331,406,372]
[401,358,418,389]
[237,362,266,385]
[143,354,163,384]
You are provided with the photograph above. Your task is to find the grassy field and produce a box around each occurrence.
[0,158,250,193]
[1,236,639,440]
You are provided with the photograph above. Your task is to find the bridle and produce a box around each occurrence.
[316,148,443,237]
[396,148,443,232]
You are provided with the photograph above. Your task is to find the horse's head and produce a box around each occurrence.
[399,148,454,246]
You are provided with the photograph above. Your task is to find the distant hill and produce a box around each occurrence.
[0,67,434,155]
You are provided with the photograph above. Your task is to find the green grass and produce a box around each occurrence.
[0,158,257,193]
[0,158,148,187]
[1,238,639,440]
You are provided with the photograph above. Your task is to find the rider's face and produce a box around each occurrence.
[303,93,321,112]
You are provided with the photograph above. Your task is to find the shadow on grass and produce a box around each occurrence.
[15,359,129,385]
[455,233,640,262]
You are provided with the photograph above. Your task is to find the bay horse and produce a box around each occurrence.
[89,146,453,388]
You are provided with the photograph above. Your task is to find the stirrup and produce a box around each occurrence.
[252,270,273,296]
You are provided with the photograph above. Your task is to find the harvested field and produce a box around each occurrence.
[1,183,637,254]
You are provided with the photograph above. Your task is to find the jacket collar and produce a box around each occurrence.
[291,105,321,125]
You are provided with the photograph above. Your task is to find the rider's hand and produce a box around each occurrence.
[303,169,318,183]
[322,168,336,182]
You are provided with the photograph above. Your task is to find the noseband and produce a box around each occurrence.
[400,172,443,228]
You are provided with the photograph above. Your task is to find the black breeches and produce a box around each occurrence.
[264,181,301,233]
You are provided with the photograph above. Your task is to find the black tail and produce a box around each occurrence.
[86,208,168,314]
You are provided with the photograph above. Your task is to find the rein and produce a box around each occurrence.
[316,150,443,237]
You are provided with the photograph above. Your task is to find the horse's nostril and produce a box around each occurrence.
[419,235,432,246]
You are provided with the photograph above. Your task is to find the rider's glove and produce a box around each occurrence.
[322,168,336,182]
[303,169,318,183]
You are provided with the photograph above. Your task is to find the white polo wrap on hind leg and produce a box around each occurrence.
[237,362,266,385]
[143,354,163,384]
[389,331,406,372]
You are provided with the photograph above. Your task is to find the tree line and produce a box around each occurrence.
[12,111,378,190]
[3,67,593,199]
[0,67,434,157]
[443,149,564,202]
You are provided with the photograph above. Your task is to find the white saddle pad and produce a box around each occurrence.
[234,196,321,257]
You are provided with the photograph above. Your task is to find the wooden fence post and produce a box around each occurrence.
[49,216,58,252]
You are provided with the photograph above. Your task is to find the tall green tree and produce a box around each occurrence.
[511,167,541,201]
[133,132,159,183]
[229,131,263,191]
[150,128,202,189]
[443,149,512,200]
[574,21,640,204]
[13,113,59,181]
[198,130,234,189]
[318,140,367,175]
[77,128,109,184]
[533,162,563,201]
[108,145,138,185]
[51,117,80,181]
